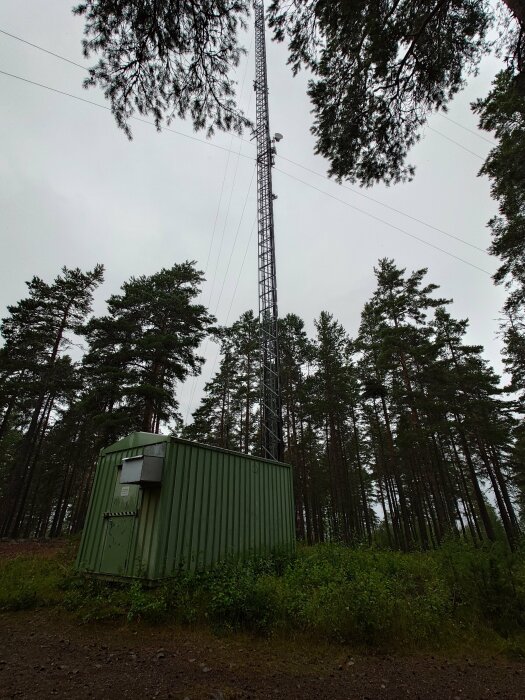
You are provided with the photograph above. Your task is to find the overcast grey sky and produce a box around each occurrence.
[0,1,507,423]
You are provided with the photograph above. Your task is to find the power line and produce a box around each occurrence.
[2,24,497,159]
[0,27,258,286]
[2,26,493,167]
[275,167,493,277]
[1,67,493,279]
[278,155,488,254]
[0,28,87,70]
[427,126,485,160]
[439,112,497,146]
[0,69,255,162]
[0,27,256,160]
[2,67,493,279]
[2,27,493,257]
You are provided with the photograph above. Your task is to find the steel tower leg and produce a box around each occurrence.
[254,0,283,462]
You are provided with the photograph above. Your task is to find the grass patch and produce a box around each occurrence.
[0,544,75,611]
[2,539,525,657]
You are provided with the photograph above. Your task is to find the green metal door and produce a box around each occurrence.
[99,473,141,576]
[100,515,136,574]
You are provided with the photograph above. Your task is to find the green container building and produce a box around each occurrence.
[75,432,295,582]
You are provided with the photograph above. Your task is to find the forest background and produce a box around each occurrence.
[0,0,524,550]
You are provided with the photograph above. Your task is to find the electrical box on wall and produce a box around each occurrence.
[120,455,163,485]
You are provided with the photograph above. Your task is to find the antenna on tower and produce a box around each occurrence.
[253,0,283,462]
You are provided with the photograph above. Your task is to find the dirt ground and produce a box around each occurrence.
[1,540,525,699]
[0,538,72,560]
[1,608,524,700]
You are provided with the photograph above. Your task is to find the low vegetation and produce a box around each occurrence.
[1,540,525,657]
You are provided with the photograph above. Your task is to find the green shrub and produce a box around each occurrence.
[0,553,72,611]
[435,538,525,636]
[3,539,525,654]
[126,581,167,622]
[275,546,449,645]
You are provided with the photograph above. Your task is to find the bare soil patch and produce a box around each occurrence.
[1,609,524,699]
[0,538,71,560]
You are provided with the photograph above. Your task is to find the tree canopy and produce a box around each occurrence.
[74,1,524,185]
[74,0,251,138]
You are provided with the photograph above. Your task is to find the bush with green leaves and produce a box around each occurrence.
[2,540,524,654]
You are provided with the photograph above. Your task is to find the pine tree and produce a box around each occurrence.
[184,329,239,450]
[473,71,525,296]
[473,71,525,409]
[312,312,359,541]
[278,313,317,541]
[84,262,214,437]
[431,308,521,546]
[185,311,260,453]
[0,265,104,537]
[357,260,452,548]
[74,0,251,139]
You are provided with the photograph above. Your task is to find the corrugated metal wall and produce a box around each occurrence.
[155,440,294,575]
[76,433,295,581]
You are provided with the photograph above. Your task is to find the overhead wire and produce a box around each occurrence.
[1,28,494,257]
[277,155,488,254]
[1,27,500,416]
[0,24,258,301]
[183,32,254,423]
[439,112,497,146]
[0,68,494,279]
[0,69,255,161]
[274,166,493,277]
[427,126,485,160]
[1,25,494,254]
[0,28,86,70]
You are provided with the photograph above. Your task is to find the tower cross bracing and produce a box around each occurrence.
[254,0,283,462]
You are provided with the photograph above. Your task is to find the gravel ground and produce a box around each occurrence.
[1,609,524,699]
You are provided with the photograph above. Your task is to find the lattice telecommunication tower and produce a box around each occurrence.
[253,0,283,462]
